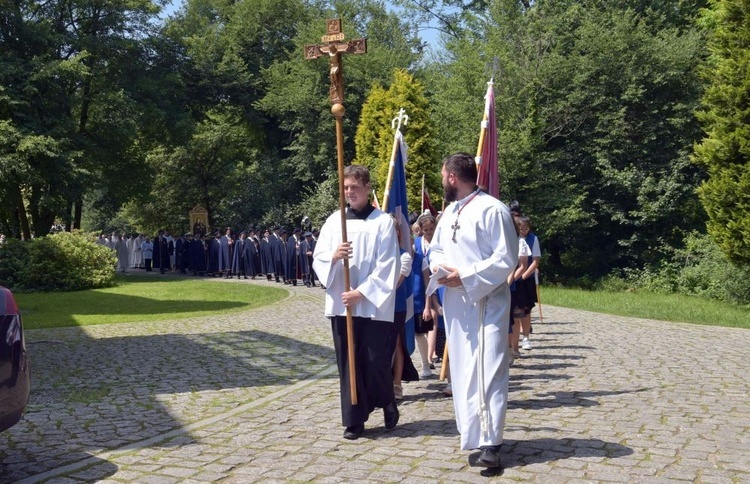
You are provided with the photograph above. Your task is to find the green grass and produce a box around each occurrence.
[16,275,287,330]
[542,286,750,330]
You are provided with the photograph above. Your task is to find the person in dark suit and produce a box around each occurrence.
[232,231,247,279]
[155,231,170,274]
[244,228,259,278]
[286,228,300,286]
[272,226,286,283]
[208,230,221,276]
[177,233,191,274]
[260,229,275,280]
[190,233,207,276]
[300,231,316,287]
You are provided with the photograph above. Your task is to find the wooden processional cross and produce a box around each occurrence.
[305,19,367,405]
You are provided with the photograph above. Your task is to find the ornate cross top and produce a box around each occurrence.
[391,108,409,131]
[304,19,367,106]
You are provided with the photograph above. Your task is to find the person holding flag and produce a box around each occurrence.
[383,122,419,399]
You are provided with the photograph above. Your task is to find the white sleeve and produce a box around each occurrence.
[519,237,532,257]
[400,252,412,277]
[531,236,541,257]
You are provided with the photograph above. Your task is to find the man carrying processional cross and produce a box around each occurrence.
[308,19,401,441]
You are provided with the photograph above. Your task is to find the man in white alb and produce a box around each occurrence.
[313,165,401,440]
[429,152,518,468]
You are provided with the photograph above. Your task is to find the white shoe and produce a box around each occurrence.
[521,337,532,350]
[394,384,403,400]
[420,369,431,378]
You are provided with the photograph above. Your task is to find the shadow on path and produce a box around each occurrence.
[509,388,652,410]
[2,329,334,482]
[474,437,634,477]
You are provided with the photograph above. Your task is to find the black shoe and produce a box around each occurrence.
[384,403,399,430]
[343,424,364,440]
[470,446,502,468]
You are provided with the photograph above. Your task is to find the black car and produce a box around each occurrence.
[0,285,30,432]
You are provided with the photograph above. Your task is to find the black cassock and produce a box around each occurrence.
[273,235,286,281]
[260,237,274,275]
[208,237,220,274]
[153,236,162,269]
[177,238,190,272]
[190,239,207,273]
[285,236,298,282]
[331,316,397,428]
[244,237,259,276]
[175,238,182,268]
[153,237,169,271]
[299,239,310,276]
[231,238,245,276]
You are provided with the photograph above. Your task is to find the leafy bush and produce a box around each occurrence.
[0,231,116,292]
[625,232,750,305]
[0,238,31,290]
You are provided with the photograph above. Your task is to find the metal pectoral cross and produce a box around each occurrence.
[451,220,460,243]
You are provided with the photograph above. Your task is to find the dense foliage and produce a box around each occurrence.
[354,69,440,209]
[693,0,750,265]
[424,0,709,280]
[0,232,116,292]
[1,0,748,298]
[610,232,750,306]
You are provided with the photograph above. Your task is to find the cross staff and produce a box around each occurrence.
[305,18,367,406]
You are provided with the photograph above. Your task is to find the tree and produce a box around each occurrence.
[425,0,707,279]
[0,0,167,237]
[354,69,440,210]
[258,1,423,219]
[129,107,261,235]
[694,0,750,265]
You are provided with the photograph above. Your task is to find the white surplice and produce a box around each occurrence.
[313,208,400,322]
[429,190,518,450]
[131,235,143,268]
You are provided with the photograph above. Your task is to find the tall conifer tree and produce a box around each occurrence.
[354,69,439,211]
[694,0,750,265]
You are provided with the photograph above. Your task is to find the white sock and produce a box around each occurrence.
[416,333,430,371]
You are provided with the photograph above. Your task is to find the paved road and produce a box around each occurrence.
[2,276,749,483]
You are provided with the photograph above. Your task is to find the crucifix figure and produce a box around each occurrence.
[304,19,367,106]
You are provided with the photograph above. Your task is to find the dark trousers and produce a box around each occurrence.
[331,316,396,427]
[144,258,152,272]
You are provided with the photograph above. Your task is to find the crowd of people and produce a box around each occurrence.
[312,156,542,472]
[96,226,321,287]
[96,156,542,472]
